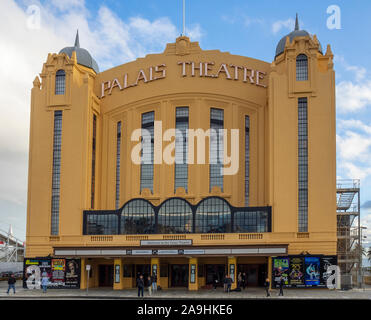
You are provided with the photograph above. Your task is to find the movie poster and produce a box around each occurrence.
[23,258,81,289]
[51,259,66,287]
[273,257,289,287]
[304,256,320,286]
[289,256,304,287]
[65,259,80,288]
[320,255,338,287]
[23,258,51,289]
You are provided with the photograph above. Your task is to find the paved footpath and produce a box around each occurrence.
[0,281,370,299]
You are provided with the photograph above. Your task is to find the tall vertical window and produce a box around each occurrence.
[298,97,308,232]
[175,107,189,192]
[91,114,97,209]
[55,70,66,95]
[51,111,62,235]
[140,111,154,193]
[210,108,224,191]
[115,122,121,209]
[245,116,250,206]
[296,54,308,81]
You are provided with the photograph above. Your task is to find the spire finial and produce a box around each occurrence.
[182,0,186,36]
[74,30,80,48]
[295,13,299,31]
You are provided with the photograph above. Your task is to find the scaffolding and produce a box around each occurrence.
[0,228,24,263]
[336,179,361,288]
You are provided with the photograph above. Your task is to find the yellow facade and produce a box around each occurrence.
[26,28,336,290]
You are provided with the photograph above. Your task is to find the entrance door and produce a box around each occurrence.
[206,264,226,286]
[170,265,188,287]
[99,265,114,287]
[135,264,151,287]
[238,264,266,287]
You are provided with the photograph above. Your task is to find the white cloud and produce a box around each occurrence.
[336,118,371,181]
[50,0,85,11]
[272,18,294,34]
[0,0,203,239]
[336,80,371,112]
[335,56,371,113]
[336,131,371,162]
[186,24,204,41]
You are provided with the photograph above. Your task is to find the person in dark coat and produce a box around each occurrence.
[6,273,16,294]
[137,275,144,297]
[264,277,271,297]
[242,272,246,290]
[278,276,284,296]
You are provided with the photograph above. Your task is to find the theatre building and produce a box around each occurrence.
[25,17,338,290]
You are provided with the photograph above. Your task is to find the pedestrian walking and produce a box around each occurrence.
[147,276,152,296]
[151,273,157,293]
[223,275,228,292]
[226,274,232,293]
[264,277,271,297]
[278,276,284,296]
[41,275,49,293]
[242,272,246,290]
[6,273,16,294]
[237,272,242,289]
[137,275,144,297]
[213,274,218,290]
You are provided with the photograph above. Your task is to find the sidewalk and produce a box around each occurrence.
[1,281,370,299]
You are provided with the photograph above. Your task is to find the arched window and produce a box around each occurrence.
[55,69,66,95]
[296,54,308,81]
[158,198,193,234]
[121,199,155,234]
[195,197,231,233]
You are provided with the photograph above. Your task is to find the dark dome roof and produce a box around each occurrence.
[275,15,322,58]
[59,31,99,73]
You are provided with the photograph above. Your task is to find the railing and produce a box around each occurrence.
[90,235,113,242]
[336,179,360,190]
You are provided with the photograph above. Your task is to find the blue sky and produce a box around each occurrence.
[0,0,370,260]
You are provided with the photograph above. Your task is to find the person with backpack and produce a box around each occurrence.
[6,273,16,294]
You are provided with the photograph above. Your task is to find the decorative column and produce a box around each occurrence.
[188,257,198,291]
[268,256,273,290]
[113,258,124,290]
[80,258,86,290]
[151,258,160,288]
[228,256,237,290]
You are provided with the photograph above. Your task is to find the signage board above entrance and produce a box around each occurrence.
[140,239,193,246]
